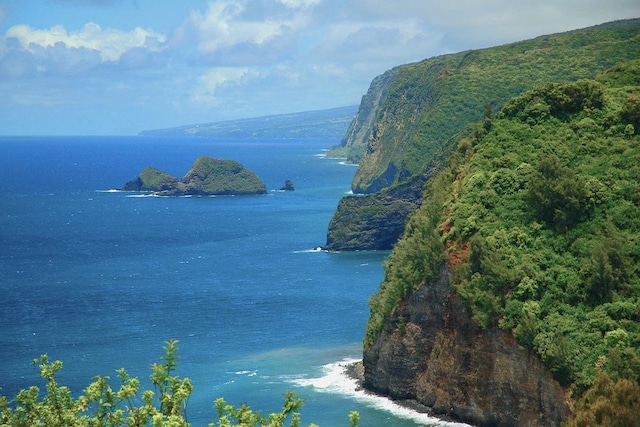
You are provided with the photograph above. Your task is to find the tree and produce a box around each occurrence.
[0,341,359,427]
[563,373,640,427]
[526,155,588,229]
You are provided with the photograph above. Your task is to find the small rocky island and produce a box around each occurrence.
[123,156,267,196]
[279,179,295,191]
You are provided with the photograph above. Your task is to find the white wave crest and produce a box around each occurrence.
[292,247,326,254]
[289,359,473,427]
[125,193,156,198]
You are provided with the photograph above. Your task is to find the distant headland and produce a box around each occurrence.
[123,156,267,196]
[138,105,358,139]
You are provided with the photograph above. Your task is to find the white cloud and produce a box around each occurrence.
[1,0,639,134]
[276,0,320,8]
[192,66,252,104]
[183,0,312,64]
[5,22,166,62]
[189,2,282,52]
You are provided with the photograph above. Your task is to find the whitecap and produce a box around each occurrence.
[96,189,123,193]
[292,247,326,253]
[289,359,473,427]
[125,193,155,198]
[233,370,258,376]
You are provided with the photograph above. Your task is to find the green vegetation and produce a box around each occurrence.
[364,61,640,419]
[123,167,179,192]
[0,340,359,427]
[123,156,267,196]
[183,156,267,195]
[350,19,640,194]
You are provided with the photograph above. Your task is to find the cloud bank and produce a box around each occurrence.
[0,0,638,134]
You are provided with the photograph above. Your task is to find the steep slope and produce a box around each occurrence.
[327,18,640,251]
[363,61,640,426]
[330,67,400,163]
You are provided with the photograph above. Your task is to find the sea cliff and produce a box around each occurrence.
[327,18,640,251]
[363,266,569,426]
[359,57,640,426]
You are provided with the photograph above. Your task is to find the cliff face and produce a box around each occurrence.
[362,61,640,426]
[363,267,570,427]
[351,19,640,195]
[335,67,400,164]
[325,171,431,251]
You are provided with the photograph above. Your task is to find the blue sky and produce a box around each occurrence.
[1,1,639,135]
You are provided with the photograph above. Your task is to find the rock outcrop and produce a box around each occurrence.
[123,156,267,196]
[279,179,295,191]
[123,167,179,192]
[363,266,570,426]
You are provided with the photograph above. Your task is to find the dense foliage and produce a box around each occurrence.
[0,340,360,427]
[350,19,640,194]
[365,61,640,420]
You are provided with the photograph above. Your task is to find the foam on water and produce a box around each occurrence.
[290,359,473,427]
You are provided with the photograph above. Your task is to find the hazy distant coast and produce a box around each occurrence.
[139,105,358,139]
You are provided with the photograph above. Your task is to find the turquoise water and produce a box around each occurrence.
[0,136,468,426]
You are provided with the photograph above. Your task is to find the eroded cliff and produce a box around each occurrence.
[364,267,570,426]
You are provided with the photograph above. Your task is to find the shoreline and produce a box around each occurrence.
[341,360,473,427]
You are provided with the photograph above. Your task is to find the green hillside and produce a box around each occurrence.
[348,19,640,194]
[326,19,640,253]
[365,60,640,423]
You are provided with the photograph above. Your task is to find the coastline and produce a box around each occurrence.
[341,360,473,427]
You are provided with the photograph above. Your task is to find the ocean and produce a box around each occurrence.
[0,136,468,427]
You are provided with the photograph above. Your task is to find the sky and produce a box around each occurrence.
[0,1,639,135]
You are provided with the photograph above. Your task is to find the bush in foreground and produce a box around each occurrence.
[0,340,359,427]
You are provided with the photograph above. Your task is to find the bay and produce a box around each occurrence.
[0,136,467,426]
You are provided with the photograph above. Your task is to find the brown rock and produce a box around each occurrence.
[363,266,570,426]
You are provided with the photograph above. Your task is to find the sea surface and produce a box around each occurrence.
[0,136,469,426]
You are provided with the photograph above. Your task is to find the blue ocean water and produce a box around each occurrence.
[0,136,468,427]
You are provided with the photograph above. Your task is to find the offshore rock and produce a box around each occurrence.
[123,167,179,192]
[279,179,295,191]
[123,156,267,196]
[363,266,570,426]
